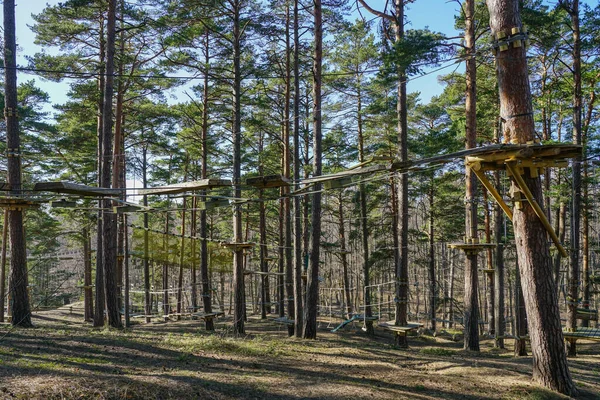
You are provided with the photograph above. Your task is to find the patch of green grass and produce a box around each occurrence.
[163,334,289,357]
[65,356,110,365]
[414,384,426,391]
[419,347,456,357]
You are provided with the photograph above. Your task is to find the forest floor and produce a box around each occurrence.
[0,303,598,400]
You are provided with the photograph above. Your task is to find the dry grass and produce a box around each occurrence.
[0,303,598,399]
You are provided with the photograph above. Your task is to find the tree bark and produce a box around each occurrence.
[564,0,581,357]
[303,0,322,339]
[4,0,32,328]
[292,0,304,338]
[494,171,505,349]
[486,0,575,394]
[231,0,244,335]
[0,210,8,323]
[393,0,409,348]
[93,16,106,328]
[83,226,93,322]
[200,29,214,331]
[100,0,121,328]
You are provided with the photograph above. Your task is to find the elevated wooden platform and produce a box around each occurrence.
[246,175,290,189]
[576,309,598,322]
[220,242,255,251]
[0,197,42,210]
[34,181,120,197]
[198,198,229,210]
[448,242,496,255]
[137,179,231,195]
[243,270,285,276]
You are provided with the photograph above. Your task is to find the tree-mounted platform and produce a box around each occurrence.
[0,197,42,210]
[34,181,121,197]
[245,175,290,189]
[463,143,581,259]
[243,270,284,276]
[220,242,255,251]
[448,242,496,256]
[576,309,598,322]
[137,179,231,195]
[198,198,230,210]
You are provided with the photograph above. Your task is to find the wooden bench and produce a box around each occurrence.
[378,321,423,338]
[563,327,600,345]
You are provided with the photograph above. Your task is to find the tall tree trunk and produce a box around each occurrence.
[112,2,126,314]
[162,210,170,322]
[494,171,505,349]
[428,181,436,332]
[394,0,409,348]
[303,0,322,339]
[100,0,121,328]
[177,196,188,320]
[357,85,373,334]
[93,17,106,328]
[231,0,244,335]
[142,144,151,324]
[564,0,581,357]
[581,81,596,328]
[0,210,8,322]
[4,0,32,328]
[124,216,130,327]
[292,0,304,338]
[200,29,214,331]
[484,191,495,336]
[486,0,575,394]
[283,0,294,337]
[83,226,93,322]
[463,0,480,352]
[337,195,352,318]
[514,259,528,356]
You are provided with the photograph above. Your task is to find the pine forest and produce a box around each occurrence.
[0,0,599,398]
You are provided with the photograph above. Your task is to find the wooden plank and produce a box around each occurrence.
[246,175,290,189]
[137,179,231,195]
[34,181,120,197]
[563,327,600,341]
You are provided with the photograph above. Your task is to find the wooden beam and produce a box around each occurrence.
[245,175,290,188]
[137,179,231,195]
[505,162,567,258]
[34,181,121,197]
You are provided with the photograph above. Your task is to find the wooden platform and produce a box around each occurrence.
[576,309,598,321]
[378,321,423,337]
[220,242,255,251]
[245,175,290,189]
[448,242,496,255]
[137,179,231,195]
[34,181,121,197]
[464,143,581,172]
[563,327,600,344]
[243,270,285,276]
[0,197,42,210]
